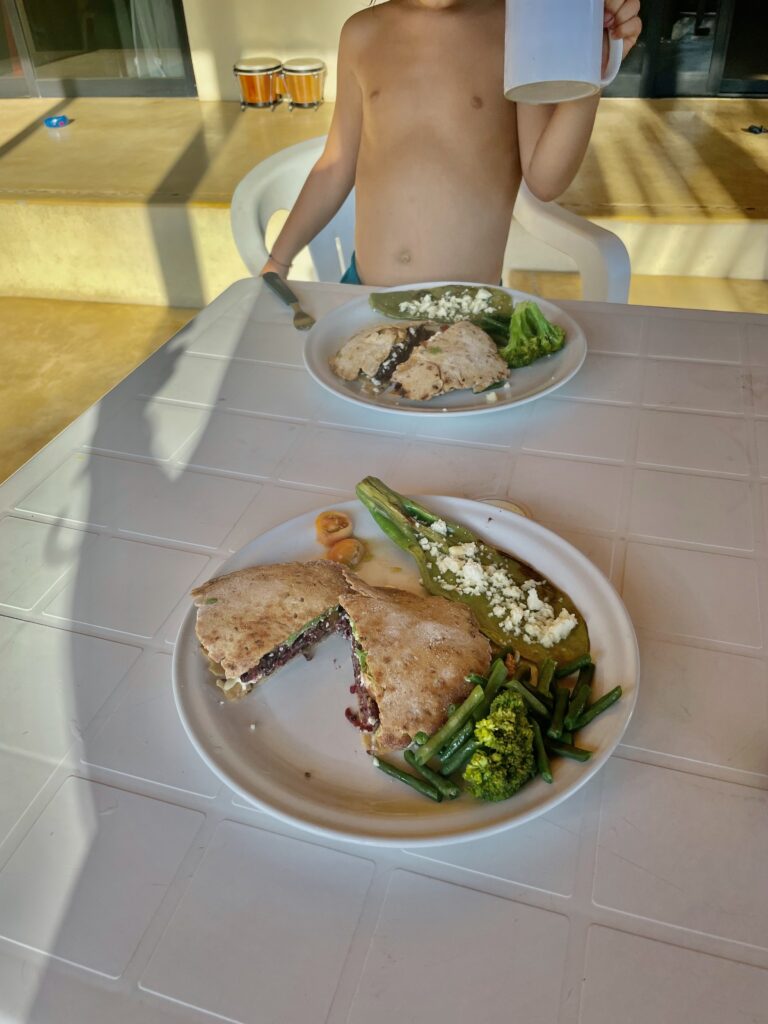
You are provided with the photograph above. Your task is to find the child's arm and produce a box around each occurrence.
[261,21,363,278]
[516,0,641,203]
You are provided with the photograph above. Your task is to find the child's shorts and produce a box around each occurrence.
[340,252,362,285]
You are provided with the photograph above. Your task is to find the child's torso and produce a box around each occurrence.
[353,0,520,285]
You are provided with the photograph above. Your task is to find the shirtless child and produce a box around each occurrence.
[262,0,641,287]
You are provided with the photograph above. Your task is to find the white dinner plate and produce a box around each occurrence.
[302,282,587,416]
[172,496,638,847]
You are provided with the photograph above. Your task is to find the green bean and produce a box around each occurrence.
[531,720,553,783]
[561,730,573,744]
[573,686,622,729]
[466,673,488,688]
[404,749,460,800]
[413,685,484,766]
[545,739,592,762]
[564,664,595,731]
[373,756,442,800]
[413,731,428,746]
[547,686,569,739]
[440,737,479,777]
[437,720,474,762]
[555,654,592,679]
[506,678,550,718]
[522,677,553,710]
[538,658,557,697]
[473,659,508,722]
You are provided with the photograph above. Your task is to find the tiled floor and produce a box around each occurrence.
[0,298,194,483]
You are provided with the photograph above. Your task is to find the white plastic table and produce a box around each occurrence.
[1,278,767,1024]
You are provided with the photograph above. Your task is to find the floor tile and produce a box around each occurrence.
[629,469,753,550]
[581,926,768,1024]
[0,778,202,978]
[636,409,750,476]
[0,750,52,847]
[347,870,568,1024]
[594,760,768,948]
[622,637,768,777]
[141,820,373,1024]
[622,542,761,647]
[43,537,209,639]
[83,653,220,797]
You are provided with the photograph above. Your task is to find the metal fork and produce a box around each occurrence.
[262,272,316,331]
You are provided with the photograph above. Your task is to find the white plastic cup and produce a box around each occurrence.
[504,0,623,105]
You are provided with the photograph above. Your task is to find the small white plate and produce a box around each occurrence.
[172,497,638,847]
[303,282,587,417]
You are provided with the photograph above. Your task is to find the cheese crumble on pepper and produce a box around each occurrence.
[417,523,577,649]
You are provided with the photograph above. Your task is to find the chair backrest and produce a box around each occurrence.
[230,136,355,281]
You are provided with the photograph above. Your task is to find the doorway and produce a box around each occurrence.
[0,0,195,97]
[602,0,767,98]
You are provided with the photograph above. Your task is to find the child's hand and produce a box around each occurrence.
[260,256,291,279]
[603,1,641,71]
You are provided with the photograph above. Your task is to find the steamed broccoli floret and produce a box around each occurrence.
[463,690,535,801]
[499,301,566,368]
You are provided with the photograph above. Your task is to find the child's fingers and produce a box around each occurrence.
[610,0,641,31]
[612,15,642,42]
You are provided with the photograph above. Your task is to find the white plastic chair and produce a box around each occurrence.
[231,136,631,303]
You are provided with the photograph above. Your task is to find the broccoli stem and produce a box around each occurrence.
[413,685,485,766]
[573,686,623,729]
[531,720,553,783]
[437,720,474,762]
[545,739,592,762]
[373,756,442,800]
[506,678,550,719]
[555,654,592,679]
[564,663,595,731]
[440,737,479,776]
[547,686,570,739]
[538,658,557,697]
[404,749,460,800]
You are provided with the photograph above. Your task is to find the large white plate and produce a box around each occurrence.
[303,282,587,417]
[173,497,638,847]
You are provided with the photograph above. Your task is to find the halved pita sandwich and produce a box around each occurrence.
[339,575,492,752]
[192,561,352,699]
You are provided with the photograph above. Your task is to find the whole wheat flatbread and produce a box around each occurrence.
[391,321,508,400]
[339,575,492,751]
[192,561,352,692]
[330,324,408,381]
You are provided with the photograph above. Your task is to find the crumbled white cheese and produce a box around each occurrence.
[415,526,578,648]
[397,287,496,322]
[431,519,448,536]
[486,392,498,403]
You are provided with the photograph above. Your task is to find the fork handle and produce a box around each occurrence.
[263,271,301,309]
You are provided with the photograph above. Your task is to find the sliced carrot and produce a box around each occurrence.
[315,510,353,547]
[326,537,366,568]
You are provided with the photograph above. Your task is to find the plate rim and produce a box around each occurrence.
[172,496,639,847]
[302,281,587,418]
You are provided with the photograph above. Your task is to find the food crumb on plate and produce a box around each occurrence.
[249,722,256,731]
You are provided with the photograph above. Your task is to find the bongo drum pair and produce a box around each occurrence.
[234,56,326,111]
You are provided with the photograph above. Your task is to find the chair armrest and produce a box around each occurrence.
[513,181,631,303]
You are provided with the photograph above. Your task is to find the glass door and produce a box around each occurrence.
[0,0,30,94]
[709,0,768,96]
[0,0,195,97]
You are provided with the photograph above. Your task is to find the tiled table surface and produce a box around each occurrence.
[1,278,767,1024]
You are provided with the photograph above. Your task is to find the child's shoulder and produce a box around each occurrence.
[341,2,392,46]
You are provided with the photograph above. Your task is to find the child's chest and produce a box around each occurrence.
[357,15,512,135]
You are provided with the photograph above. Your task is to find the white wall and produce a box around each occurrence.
[181,0,361,102]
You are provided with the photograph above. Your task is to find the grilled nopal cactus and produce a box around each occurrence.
[355,477,589,666]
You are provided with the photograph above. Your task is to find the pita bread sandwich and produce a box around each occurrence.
[192,561,352,699]
[339,575,492,752]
